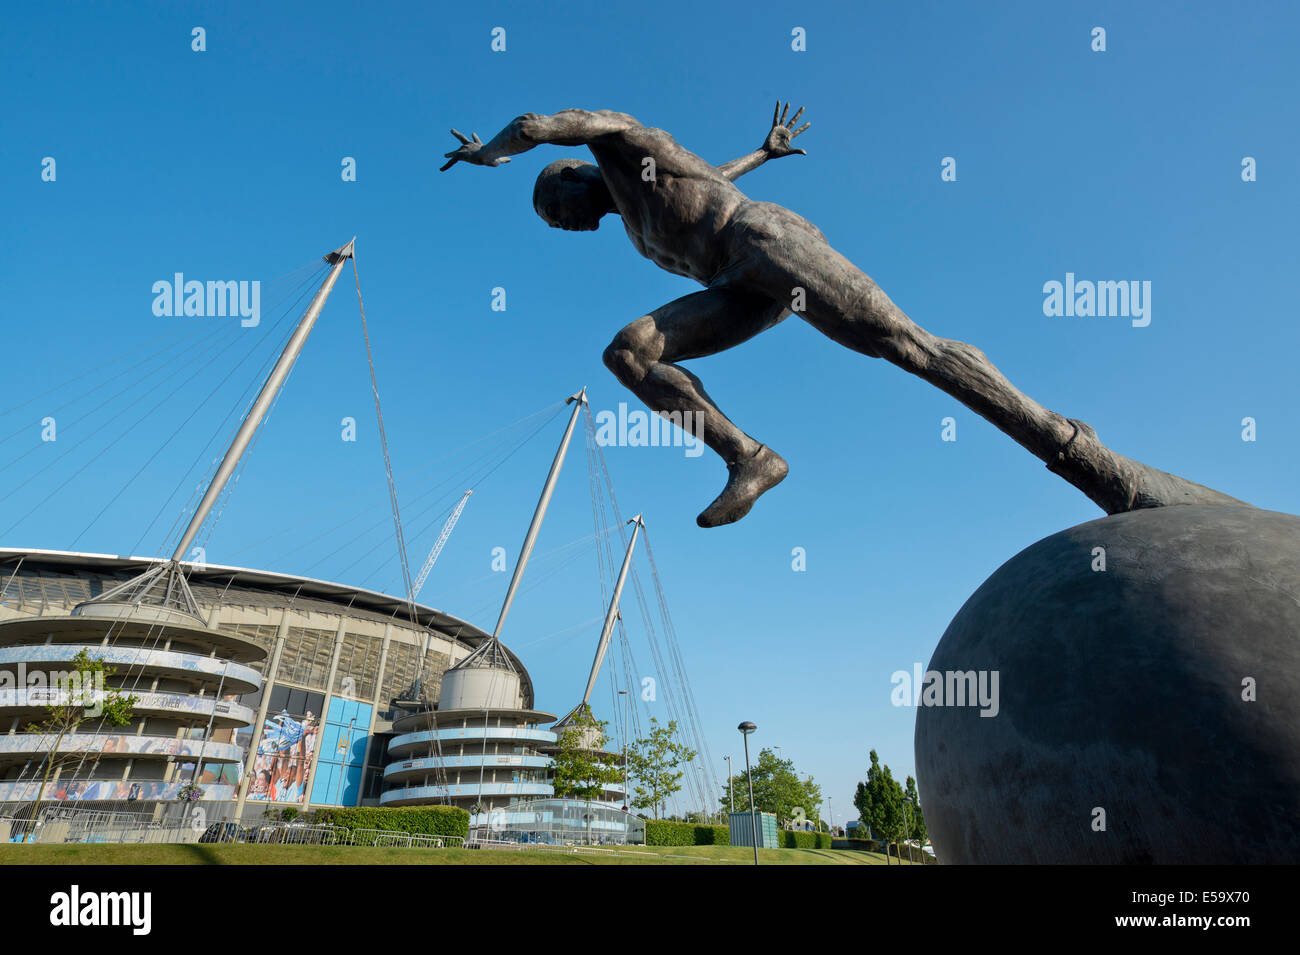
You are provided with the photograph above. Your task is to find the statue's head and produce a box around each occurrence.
[533,159,612,231]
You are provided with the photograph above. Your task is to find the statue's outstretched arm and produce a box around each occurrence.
[440,109,639,171]
[717,101,811,181]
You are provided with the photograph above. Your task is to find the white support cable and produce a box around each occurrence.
[583,415,714,816]
[150,269,331,555]
[0,287,265,453]
[643,527,720,807]
[302,431,511,583]
[135,266,331,557]
[78,283,318,552]
[351,254,417,627]
[583,410,646,750]
[223,401,564,576]
[581,405,654,802]
[0,320,235,504]
[170,240,354,565]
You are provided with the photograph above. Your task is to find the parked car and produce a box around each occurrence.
[198,822,241,843]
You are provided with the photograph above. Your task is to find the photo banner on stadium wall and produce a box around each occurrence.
[0,780,237,803]
[0,734,243,761]
[245,688,323,804]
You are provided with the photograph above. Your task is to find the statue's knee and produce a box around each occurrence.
[602,335,642,383]
[604,319,662,381]
[943,339,987,366]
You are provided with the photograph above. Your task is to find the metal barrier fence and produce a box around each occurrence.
[0,811,736,862]
[338,828,463,849]
[2,813,201,845]
[469,798,646,847]
[1,809,466,850]
[464,838,722,862]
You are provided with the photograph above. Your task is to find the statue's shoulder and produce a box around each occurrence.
[613,125,716,169]
[588,122,723,183]
[592,121,664,146]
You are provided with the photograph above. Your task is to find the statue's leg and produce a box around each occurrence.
[603,288,792,526]
[720,202,1246,514]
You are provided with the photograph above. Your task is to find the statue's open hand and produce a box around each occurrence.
[440,129,510,171]
[763,102,810,158]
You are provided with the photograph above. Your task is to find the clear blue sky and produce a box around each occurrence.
[4,1,1297,823]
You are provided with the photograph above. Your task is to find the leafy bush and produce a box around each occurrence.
[313,806,469,838]
[780,829,833,849]
[645,820,729,846]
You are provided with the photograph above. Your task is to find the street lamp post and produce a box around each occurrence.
[738,721,758,866]
[618,689,630,811]
[772,746,784,824]
[723,755,733,823]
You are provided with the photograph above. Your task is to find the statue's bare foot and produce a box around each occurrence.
[1047,418,1249,515]
[697,445,789,527]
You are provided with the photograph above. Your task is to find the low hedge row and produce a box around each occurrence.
[779,829,833,849]
[646,821,833,849]
[645,820,730,846]
[313,806,469,838]
[833,837,886,852]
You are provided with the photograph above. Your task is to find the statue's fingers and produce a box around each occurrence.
[773,100,781,126]
[780,101,790,125]
[439,158,458,172]
[789,106,805,127]
[791,121,811,139]
[472,132,483,144]
[450,128,471,144]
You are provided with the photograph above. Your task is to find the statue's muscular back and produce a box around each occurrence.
[586,125,747,286]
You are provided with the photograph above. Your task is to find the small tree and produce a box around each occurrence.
[719,747,822,827]
[627,717,695,819]
[853,749,905,864]
[26,650,137,826]
[550,706,624,801]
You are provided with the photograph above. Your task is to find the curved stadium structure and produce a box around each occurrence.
[0,548,537,822]
[383,638,556,811]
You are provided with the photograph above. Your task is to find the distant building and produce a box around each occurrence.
[845,819,870,839]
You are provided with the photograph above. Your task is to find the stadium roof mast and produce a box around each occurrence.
[74,239,356,625]
[447,387,587,676]
[554,514,642,732]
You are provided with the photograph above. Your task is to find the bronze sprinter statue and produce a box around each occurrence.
[442,103,1244,526]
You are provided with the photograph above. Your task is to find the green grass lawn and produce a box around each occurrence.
[0,842,919,866]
